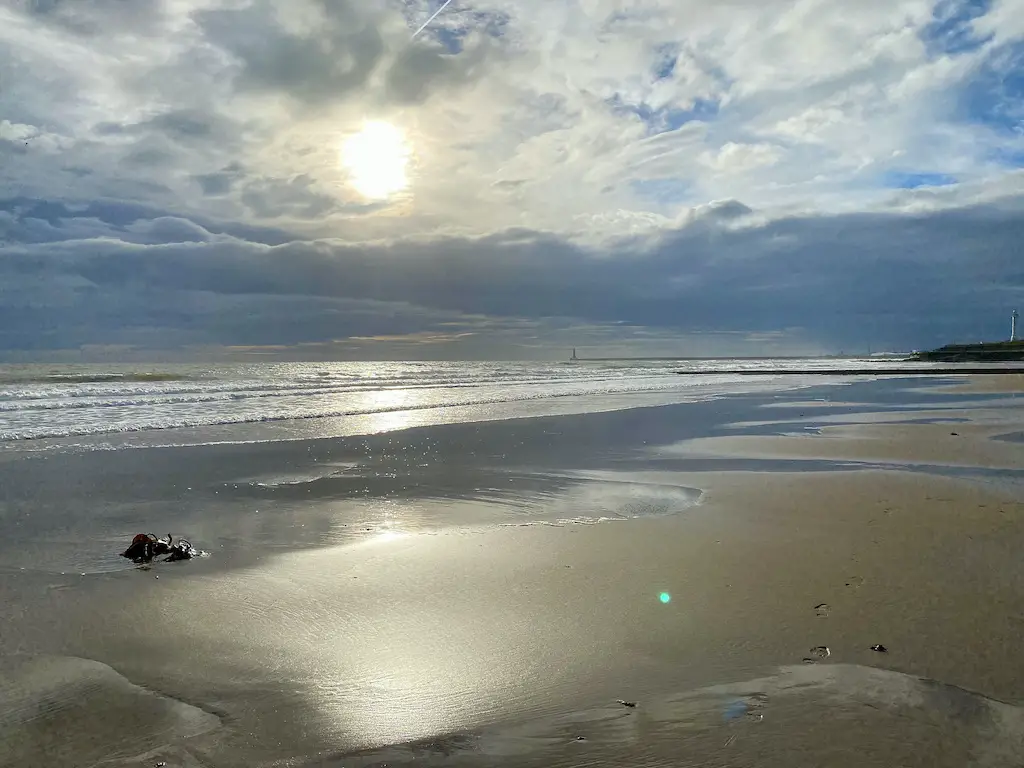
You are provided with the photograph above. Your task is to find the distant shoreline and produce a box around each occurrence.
[574,355,906,361]
[676,366,1024,375]
[910,340,1024,362]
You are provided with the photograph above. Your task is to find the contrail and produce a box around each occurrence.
[410,0,456,39]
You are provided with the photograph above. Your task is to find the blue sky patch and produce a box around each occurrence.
[959,40,1024,134]
[608,95,720,136]
[882,171,958,189]
[434,26,463,53]
[920,0,993,57]
[653,43,679,81]
[413,4,509,54]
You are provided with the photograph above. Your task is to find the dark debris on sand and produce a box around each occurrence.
[120,533,203,565]
[803,645,831,663]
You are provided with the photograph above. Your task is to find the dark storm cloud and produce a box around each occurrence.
[195,0,385,107]
[2,194,1023,353]
[385,39,493,104]
[0,284,468,352]
[0,197,295,246]
[193,0,496,110]
[194,164,246,197]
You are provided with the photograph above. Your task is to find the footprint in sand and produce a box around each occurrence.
[845,576,865,588]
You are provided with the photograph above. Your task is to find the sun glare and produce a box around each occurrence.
[342,121,410,200]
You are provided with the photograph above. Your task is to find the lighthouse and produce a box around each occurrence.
[1013,310,1019,342]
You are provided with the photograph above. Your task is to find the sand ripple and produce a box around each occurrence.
[0,654,220,768]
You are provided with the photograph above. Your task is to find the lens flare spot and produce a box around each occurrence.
[659,592,671,604]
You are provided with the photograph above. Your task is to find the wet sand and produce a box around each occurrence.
[944,373,1024,394]
[665,417,1024,470]
[1,375,1023,767]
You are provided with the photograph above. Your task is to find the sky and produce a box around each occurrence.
[1,0,1023,360]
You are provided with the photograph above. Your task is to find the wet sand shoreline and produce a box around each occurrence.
[2,375,1023,767]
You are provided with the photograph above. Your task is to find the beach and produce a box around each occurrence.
[1,366,1024,767]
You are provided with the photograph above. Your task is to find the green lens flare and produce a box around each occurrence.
[659,592,671,604]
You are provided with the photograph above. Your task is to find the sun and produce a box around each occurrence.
[341,121,410,200]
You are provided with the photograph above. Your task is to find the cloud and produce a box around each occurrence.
[1,190,1023,357]
[0,119,35,142]
[193,0,386,107]
[1,0,1023,358]
[18,0,168,37]
[699,142,783,173]
[348,331,477,344]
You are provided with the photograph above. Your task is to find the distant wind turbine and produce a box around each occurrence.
[411,0,456,40]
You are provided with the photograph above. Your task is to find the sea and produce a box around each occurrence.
[0,357,948,453]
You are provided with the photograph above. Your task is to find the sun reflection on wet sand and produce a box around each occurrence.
[371,529,407,544]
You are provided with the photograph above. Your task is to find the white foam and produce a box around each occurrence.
[0,362,760,442]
